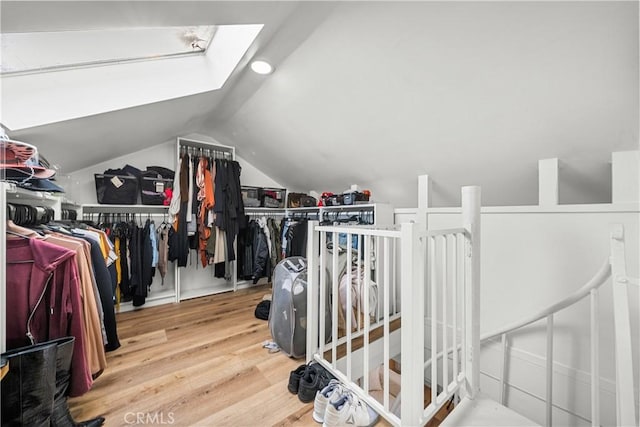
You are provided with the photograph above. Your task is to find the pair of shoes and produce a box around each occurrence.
[288,363,308,394]
[319,387,379,427]
[313,379,344,423]
[298,364,335,403]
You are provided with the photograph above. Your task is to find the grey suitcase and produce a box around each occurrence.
[269,257,331,358]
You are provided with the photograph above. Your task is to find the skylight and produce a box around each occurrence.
[0,26,217,75]
[1,24,263,130]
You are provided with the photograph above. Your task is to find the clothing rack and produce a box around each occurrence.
[175,137,240,299]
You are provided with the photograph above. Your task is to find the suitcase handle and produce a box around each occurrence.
[284,258,306,273]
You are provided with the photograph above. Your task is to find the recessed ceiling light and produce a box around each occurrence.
[251,60,273,75]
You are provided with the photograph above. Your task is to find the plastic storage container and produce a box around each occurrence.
[259,188,286,208]
[241,186,261,207]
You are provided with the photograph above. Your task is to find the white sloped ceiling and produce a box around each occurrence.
[2,1,638,208]
[204,1,639,207]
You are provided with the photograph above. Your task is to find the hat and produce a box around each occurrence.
[9,177,65,193]
[0,138,56,180]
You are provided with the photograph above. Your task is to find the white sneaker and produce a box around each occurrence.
[313,379,344,423]
[323,391,379,427]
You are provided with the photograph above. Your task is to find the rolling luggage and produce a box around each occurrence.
[269,257,331,358]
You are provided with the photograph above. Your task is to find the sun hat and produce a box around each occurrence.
[0,137,56,180]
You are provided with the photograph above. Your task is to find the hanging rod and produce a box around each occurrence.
[178,139,234,157]
[82,204,170,214]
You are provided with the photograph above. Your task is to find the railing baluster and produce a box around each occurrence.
[357,235,362,332]
[346,232,353,381]
[500,333,507,405]
[546,314,554,427]
[383,236,391,411]
[332,231,338,369]
[590,289,600,427]
[452,233,459,382]
[306,221,319,361]
[431,235,438,405]
[363,234,372,396]
[319,231,327,355]
[392,236,397,315]
[442,235,449,398]
[460,233,467,385]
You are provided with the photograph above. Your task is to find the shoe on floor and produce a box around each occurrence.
[313,379,344,423]
[298,364,335,403]
[288,363,308,394]
[323,391,379,427]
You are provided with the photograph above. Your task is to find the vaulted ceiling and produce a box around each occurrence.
[2,1,638,207]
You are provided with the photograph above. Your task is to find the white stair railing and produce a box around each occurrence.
[425,223,637,427]
[306,186,482,427]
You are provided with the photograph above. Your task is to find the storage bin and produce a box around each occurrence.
[259,187,286,208]
[94,174,139,204]
[342,191,369,205]
[140,176,173,205]
[287,193,317,208]
[241,186,261,207]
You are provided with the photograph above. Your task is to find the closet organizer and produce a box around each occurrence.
[170,138,246,300]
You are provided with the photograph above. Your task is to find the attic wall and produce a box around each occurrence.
[205,0,639,208]
[65,133,283,205]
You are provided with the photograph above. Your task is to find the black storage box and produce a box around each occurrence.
[94,174,139,204]
[324,194,344,206]
[242,186,261,207]
[342,191,370,205]
[259,188,286,208]
[140,174,173,205]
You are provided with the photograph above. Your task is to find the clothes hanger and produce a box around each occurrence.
[6,229,32,239]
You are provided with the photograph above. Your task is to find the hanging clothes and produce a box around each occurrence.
[6,237,93,397]
[157,222,170,284]
[41,234,108,377]
[197,156,215,267]
[213,159,245,262]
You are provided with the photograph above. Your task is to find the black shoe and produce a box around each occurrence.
[298,364,335,403]
[288,363,308,394]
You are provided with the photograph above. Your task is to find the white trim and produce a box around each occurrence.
[395,203,639,216]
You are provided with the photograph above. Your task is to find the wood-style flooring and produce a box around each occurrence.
[68,285,449,426]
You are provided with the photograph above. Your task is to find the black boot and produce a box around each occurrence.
[50,337,105,427]
[1,340,58,427]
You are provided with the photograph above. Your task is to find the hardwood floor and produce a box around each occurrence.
[69,285,323,426]
[68,285,447,426]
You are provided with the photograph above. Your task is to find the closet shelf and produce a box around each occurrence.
[82,204,169,214]
[245,204,383,214]
[5,183,61,202]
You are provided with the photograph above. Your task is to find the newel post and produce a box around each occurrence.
[400,222,425,426]
[306,220,320,362]
[462,186,481,399]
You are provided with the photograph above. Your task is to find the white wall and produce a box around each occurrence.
[64,133,283,205]
[396,205,639,426]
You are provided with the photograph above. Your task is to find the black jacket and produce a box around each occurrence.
[251,221,271,284]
